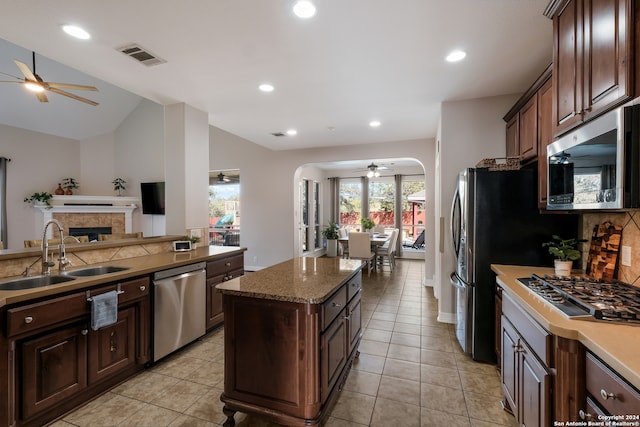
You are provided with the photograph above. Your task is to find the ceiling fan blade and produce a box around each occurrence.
[0,80,22,84]
[34,90,48,103]
[47,82,98,91]
[47,87,98,106]
[14,60,37,81]
[0,70,22,80]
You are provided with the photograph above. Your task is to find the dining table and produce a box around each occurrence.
[338,233,390,271]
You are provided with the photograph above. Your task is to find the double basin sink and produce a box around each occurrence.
[0,266,130,291]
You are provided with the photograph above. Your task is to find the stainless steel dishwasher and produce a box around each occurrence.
[153,261,207,361]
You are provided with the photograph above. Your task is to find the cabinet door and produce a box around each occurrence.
[500,316,519,415]
[88,307,136,384]
[505,114,519,158]
[518,95,538,162]
[537,77,553,208]
[347,294,362,354]
[553,0,583,135]
[582,0,631,120]
[321,315,347,402]
[22,324,88,419]
[206,276,224,329]
[494,286,503,371]
[520,343,551,427]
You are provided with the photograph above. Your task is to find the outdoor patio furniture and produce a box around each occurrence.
[403,229,425,249]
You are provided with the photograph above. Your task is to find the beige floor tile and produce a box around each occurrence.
[420,348,458,369]
[48,420,76,427]
[352,353,386,374]
[420,334,454,352]
[182,387,228,424]
[366,319,395,331]
[421,364,462,389]
[469,419,518,427]
[382,358,421,381]
[112,371,181,402]
[421,408,471,427]
[370,311,396,322]
[386,343,421,363]
[324,416,369,426]
[358,339,390,357]
[184,360,225,387]
[391,331,421,347]
[63,393,147,426]
[395,314,422,325]
[362,328,392,343]
[151,355,211,379]
[168,414,217,426]
[464,391,517,426]
[330,390,376,425]
[376,375,421,405]
[458,370,503,397]
[152,379,212,412]
[370,397,420,427]
[421,324,452,338]
[343,369,381,396]
[420,383,468,417]
[119,402,181,426]
[375,304,399,314]
[393,322,421,335]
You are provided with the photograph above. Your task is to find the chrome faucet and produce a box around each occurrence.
[41,219,71,275]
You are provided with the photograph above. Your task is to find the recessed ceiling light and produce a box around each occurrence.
[62,25,91,40]
[369,120,381,128]
[446,50,466,62]
[259,83,274,92]
[286,129,298,136]
[293,1,316,18]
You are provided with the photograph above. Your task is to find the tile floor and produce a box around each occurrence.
[51,259,517,427]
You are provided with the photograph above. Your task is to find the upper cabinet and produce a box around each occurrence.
[548,0,635,136]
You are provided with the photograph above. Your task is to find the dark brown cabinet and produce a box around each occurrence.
[537,77,553,208]
[206,253,244,330]
[221,269,362,426]
[4,276,150,427]
[549,0,634,136]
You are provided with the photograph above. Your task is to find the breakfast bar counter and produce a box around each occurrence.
[216,257,364,427]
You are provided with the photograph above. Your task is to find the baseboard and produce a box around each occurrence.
[437,311,456,324]
[244,265,265,272]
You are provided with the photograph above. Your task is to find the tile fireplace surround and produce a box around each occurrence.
[35,195,138,240]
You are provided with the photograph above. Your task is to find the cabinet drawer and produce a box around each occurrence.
[586,352,640,415]
[321,285,347,331]
[117,277,150,305]
[502,293,552,366]
[7,292,87,337]
[207,254,244,278]
[346,272,362,302]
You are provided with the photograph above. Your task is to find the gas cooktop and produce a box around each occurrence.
[517,274,640,325]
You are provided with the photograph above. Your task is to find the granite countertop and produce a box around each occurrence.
[216,257,363,304]
[492,264,640,390]
[0,245,246,308]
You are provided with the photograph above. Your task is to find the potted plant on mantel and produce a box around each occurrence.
[112,178,127,196]
[322,221,340,257]
[62,177,79,195]
[24,192,53,209]
[542,235,582,277]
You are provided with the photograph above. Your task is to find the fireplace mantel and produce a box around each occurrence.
[35,195,139,239]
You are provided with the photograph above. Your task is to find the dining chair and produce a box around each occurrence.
[348,231,376,276]
[339,227,350,258]
[377,228,399,272]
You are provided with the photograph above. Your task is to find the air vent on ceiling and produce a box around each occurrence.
[271,132,287,137]
[118,44,166,67]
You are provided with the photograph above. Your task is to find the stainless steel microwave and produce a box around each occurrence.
[547,100,640,210]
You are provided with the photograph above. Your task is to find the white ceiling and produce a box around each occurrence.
[0,0,552,150]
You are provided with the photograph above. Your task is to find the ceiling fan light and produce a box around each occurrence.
[24,82,44,92]
[293,1,316,18]
[62,25,91,40]
[367,170,374,178]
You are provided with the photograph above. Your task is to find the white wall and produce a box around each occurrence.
[1,124,81,248]
[80,133,115,195]
[434,94,520,323]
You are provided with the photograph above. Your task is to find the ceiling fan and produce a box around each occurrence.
[353,162,393,178]
[0,52,99,106]
[215,172,240,184]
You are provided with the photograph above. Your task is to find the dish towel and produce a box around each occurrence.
[90,290,118,331]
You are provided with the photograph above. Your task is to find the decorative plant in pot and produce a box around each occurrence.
[112,178,127,196]
[183,235,201,248]
[542,235,582,277]
[360,217,375,233]
[322,221,340,257]
[24,192,53,209]
[62,177,79,195]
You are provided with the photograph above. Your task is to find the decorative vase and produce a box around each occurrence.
[554,259,573,277]
[326,239,338,257]
[65,188,73,195]
[55,184,64,195]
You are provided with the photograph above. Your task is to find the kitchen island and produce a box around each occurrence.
[216,256,363,427]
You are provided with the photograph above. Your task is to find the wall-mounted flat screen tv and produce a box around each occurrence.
[140,182,165,215]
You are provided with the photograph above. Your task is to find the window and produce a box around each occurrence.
[209,171,240,246]
[369,177,395,231]
[339,179,362,231]
[401,178,425,253]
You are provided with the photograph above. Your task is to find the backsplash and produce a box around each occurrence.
[581,212,640,286]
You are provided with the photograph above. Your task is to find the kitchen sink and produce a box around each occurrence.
[0,275,76,291]
[62,265,130,277]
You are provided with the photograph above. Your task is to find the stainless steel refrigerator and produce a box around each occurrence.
[450,167,578,363]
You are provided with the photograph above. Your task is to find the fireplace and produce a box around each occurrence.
[69,227,112,242]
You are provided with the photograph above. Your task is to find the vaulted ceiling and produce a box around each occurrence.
[0,0,552,150]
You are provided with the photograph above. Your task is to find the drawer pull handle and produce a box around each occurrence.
[332,302,342,308]
[600,389,616,400]
[225,262,231,267]
[579,410,592,421]
[81,329,88,335]
[140,285,146,292]
[24,316,33,324]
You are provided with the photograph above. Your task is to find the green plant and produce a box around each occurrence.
[24,192,53,208]
[183,235,201,244]
[542,235,582,261]
[360,217,375,231]
[322,221,339,240]
[62,177,79,190]
[112,178,127,195]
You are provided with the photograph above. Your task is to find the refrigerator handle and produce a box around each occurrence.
[449,272,464,289]
[450,187,461,257]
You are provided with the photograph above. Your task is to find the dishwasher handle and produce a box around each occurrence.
[153,261,207,281]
